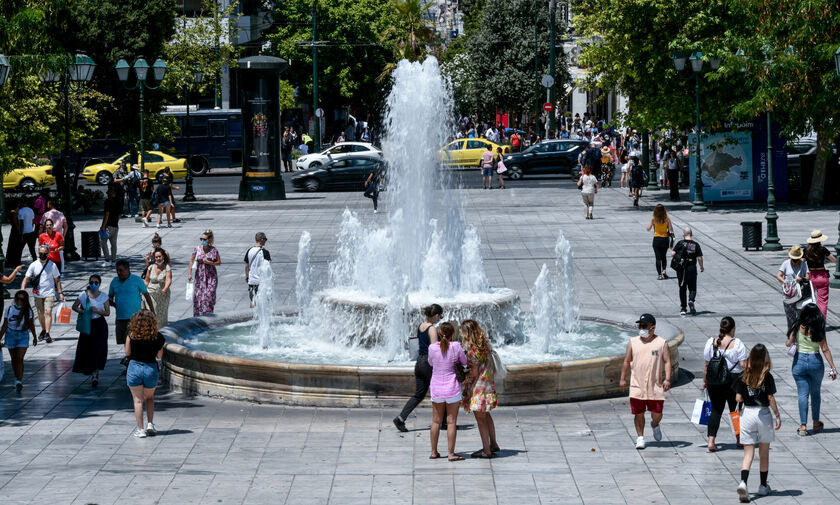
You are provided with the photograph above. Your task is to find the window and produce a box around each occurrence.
[144,153,164,163]
[465,140,486,150]
[331,160,350,168]
[352,145,370,152]
[189,117,208,137]
[228,116,242,137]
[209,120,226,138]
[446,141,463,151]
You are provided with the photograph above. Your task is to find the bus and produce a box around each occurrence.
[78,107,243,176]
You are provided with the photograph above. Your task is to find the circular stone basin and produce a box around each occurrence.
[160,307,684,407]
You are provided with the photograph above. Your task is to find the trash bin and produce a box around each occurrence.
[81,231,100,260]
[740,221,763,251]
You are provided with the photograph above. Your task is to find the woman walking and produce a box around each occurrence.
[428,322,468,461]
[363,163,385,213]
[153,176,174,228]
[37,218,64,274]
[0,290,37,391]
[460,319,499,459]
[803,230,836,316]
[619,149,630,189]
[577,167,598,219]
[188,230,221,316]
[144,233,168,271]
[734,344,781,502]
[785,303,837,436]
[702,316,747,451]
[777,245,809,331]
[666,150,682,201]
[393,304,442,432]
[629,156,645,207]
[72,274,110,387]
[125,310,165,438]
[646,204,673,280]
[144,248,172,328]
[494,147,506,190]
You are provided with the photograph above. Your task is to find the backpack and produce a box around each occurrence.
[705,339,739,385]
[670,243,685,271]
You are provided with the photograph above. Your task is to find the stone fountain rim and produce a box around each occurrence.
[160,305,684,373]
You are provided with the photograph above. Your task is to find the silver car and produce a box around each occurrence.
[295,142,383,171]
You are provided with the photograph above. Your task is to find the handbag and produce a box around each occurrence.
[729,410,741,436]
[75,296,92,334]
[487,349,507,380]
[795,281,815,310]
[691,390,712,425]
[787,343,798,357]
[496,160,507,174]
[408,336,419,361]
[668,232,675,249]
[454,362,467,383]
[783,281,802,304]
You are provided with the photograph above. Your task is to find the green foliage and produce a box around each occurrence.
[278,80,296,110]
[377,0,437,82]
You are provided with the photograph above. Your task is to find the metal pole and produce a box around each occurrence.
[183,86,196,201]
[312,1,320,152]
[646,132,660,190]
[534,0,539,128]
[548,0,556,136]
[763,110,781,250]
[0,171,7,298]
[691,73,707,211]
[831,214,840,288]
[139,84,145,175]
[61,76,79,260]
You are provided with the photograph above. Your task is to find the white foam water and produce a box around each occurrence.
[295,231,313,323]
[252,260,275,349]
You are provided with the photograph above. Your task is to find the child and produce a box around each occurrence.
[733,344,781,502]
[0,290,38,391]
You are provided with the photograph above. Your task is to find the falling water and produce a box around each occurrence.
[252,260,275,349]
[527,230,580,350]
[295,231,313,322]
[530,264,556,353]
[555,230,580,333]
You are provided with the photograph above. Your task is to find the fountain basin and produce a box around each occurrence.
[160,307,684,407]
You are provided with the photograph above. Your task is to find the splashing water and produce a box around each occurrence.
[252,260,275,349]
[555,230,580,333]
[296,231,313,323]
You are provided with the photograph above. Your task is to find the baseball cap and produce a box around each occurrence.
[636,313,656,325]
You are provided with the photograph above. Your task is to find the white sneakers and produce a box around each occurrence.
[737,481,749,502]
[132,427,147,438]
[758,484,771,496]
[142,217,149,227]
[651,422,662,441]
[146,422,157,436]
[101,261,110,268]
[635,436,645,450]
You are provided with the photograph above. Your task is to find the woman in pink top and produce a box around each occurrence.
[428,322,468,461]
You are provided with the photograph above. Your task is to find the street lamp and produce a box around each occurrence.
[672,50,719,212]
[183,66,204,202]
[116,57,167,175]
[831,46,840,288]
[0,54,10,297]
[37,52,97,261]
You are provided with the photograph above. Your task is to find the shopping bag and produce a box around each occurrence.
[56,302,72,324]
[75,300,91,334]
[729,410,741,436]
[497,161,508,174]
[185,281,194,302]
[691,390,712,426]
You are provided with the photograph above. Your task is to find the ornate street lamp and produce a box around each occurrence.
[0,54,10,296]
[116,57,167,175]
[831,46,840,288]
[183,65,205,202]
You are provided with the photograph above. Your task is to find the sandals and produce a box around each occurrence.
[470,450,493,459]
[429,453,442,459]
[797,426,808,436]
[448,455,465,462]
[813,421,824,434]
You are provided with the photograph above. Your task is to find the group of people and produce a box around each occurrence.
[392,304,499,460]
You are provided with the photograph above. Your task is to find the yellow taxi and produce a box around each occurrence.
[81,151,188,185]
[3,162,56,191]
[439,138,510,167]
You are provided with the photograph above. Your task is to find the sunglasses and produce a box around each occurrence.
[90,281,100,285]
[200,237,208,241]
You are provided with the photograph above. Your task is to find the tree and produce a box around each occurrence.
[377,0,436,82]
[459,0,570,119]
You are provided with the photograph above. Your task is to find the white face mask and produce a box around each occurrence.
[639,329,650,338]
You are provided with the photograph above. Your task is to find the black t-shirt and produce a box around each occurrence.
[154,183,172,202]
[733,373,776,407]
[805,245,831,270]
[674,239,703,266]
[140,179,154,199]
[104,198,122,227]
[129,333,165,363]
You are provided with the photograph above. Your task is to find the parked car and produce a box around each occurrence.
[3,162,55,191]
[439,138,510,167]
[786,136,840,202]
[292,156,385,192]
[502,140,589,180]
[295,142,382,171]
[81,151,187,185]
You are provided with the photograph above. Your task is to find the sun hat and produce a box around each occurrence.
[600,146,611,156]
[807,230,828,244]
[788,244,803,260]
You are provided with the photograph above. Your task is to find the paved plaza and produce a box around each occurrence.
[2,180,840,504]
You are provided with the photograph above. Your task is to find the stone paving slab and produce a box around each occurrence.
[2,180,840,504]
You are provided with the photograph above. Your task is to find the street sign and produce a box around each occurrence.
[543,102,554,112]
[315,108,324,118]
[541,74,555,88]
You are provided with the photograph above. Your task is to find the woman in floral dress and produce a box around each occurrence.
[460,319,499,458]
[144,247,172,328]
[188,229,221,316]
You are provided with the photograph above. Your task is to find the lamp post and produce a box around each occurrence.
[38,53,96,261]
[831,46,840,289]
[763,110,782,250]
[116,57,167,174]
[0,54,11,296]
[672,51,720,212]
[547,0,556,136]
[183,66,204,202]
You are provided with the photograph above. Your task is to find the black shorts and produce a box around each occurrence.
[248,284,259,301]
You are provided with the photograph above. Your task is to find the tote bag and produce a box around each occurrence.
[75,297,92,334]
[691,390,712,426]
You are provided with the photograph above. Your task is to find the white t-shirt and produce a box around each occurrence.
[18,207,35,234]
[77,290,109,319]
[25,261,60,298]
[244,246,271,285]
[703,337,747,374]
[779,259,808,284]
[4,305,34,331]
[580,175,598,194]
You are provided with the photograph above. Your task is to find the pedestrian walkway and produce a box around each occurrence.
[1,181,839,504]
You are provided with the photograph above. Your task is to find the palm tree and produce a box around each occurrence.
[377,0,437,82]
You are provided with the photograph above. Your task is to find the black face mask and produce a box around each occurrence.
[38,253,48,260]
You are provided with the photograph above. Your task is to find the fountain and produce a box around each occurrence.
[161,58,683,406]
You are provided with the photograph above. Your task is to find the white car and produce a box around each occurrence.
[295,142,382,171]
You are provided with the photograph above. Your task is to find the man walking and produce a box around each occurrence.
[244,232,271,308]
[672,227,704,316]
[21,244,65,343]
[481,144,495,190]
[18,198,37,262]
[619,313,672,449]
[100,185,121,266]
[109,260,154,348]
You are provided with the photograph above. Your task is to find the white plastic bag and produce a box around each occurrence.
[185,281,194,301]
[408,336,419,361]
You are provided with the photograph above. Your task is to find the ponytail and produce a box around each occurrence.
[438,322,454,356]
[716,316,735,349]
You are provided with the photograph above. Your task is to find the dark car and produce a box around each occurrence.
[502,140,589,180]
[292,156,385,192]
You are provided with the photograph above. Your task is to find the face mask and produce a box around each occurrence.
[201,240,208,246]
[639,329,650,338]
[38,253,48,260]
[155,259,164,265]
[89,284,99,291]
[14,303,22,309]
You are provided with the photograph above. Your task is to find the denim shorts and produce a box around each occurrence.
[4,329,30,349]
[482,166,493,177]
[126,360,159,388]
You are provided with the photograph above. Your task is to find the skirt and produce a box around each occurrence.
[72,317,108,375]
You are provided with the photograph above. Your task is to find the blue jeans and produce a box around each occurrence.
[126,190,139,216]
[792,352,824,425]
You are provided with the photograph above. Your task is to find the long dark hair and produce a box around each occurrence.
[11,290,32,329]
[422,304,443,319]
[803,243,824,264]
[715,316,735,349]
[742,344,771,390]
[791,303,826,343]
[438,322,454,356]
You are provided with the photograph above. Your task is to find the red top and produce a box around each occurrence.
[38,231,64,263]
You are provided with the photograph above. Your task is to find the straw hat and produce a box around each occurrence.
[807,230,828,244]
[788,244,803,260]
[600,146,611,156]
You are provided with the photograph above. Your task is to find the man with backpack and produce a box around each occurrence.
[244,232,271,308]
[672,227,704,316]
[583,142,603,180]
[21,244,65,343]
